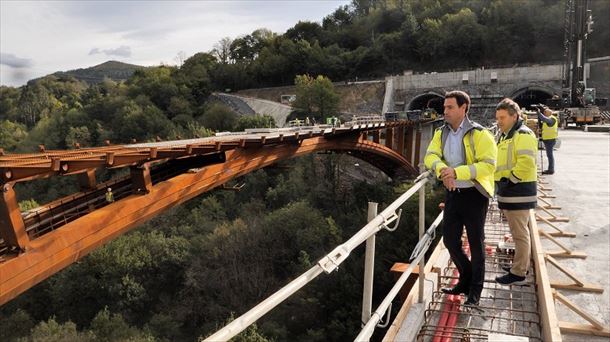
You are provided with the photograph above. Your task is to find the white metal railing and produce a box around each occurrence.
[204,171,441,341]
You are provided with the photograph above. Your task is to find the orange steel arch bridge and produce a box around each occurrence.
[0,119,436,305]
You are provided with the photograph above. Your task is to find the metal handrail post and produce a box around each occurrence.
[418,165,426,303]
[361,202,378,331]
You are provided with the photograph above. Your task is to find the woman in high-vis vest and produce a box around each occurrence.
[494,98,538,286]
[538,108,558,175]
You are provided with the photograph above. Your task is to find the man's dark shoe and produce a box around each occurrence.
[441,284,469,295]
[463,298,479,307]
[463,297,484,313]
[495,272,527,285]
[502,265,529,275]
[542,170,554,175]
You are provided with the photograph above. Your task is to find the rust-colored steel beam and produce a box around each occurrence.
[414,127,422,167]
[0,183,29,251]
[0,166,55,183]
[396,126,405,157]
[0,135,416,305]
[385,128,394,149]
[130,165,153,194]
[77,170,97,191]
[372,130,380,144]
[405,126,414,166]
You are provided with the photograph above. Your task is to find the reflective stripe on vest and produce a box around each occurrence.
[497,195,537,203]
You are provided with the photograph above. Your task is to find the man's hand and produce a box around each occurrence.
[439,167,457,191]
[440,167,456,180]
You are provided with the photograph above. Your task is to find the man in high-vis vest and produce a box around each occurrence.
[494,98,538,286]
[105,188,114,203]
[538,107,558,175]
[424,90,497,308]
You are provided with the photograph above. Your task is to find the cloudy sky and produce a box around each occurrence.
[0,0,348,86]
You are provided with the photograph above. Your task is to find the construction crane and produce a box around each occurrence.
[548,0,607,127]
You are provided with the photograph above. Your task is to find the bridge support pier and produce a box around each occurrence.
[77,170,97,191]
[396,126,405,157]
[130,165,153,194]
[414,128,422,166]
[0,183,29,251]
[385,128,394,149]
[372,130,380,144]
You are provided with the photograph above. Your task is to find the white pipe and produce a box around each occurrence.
[355,212,444,341]
[361,202,378,333]
[205,173,430,341]
[204,266,324,341]
[418,176,426,303]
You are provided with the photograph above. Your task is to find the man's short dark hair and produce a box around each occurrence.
[496,98,521,116]
[445,90,471,113]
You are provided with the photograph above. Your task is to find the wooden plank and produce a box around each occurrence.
[554,290,605,330]
[539,229,573,254]
[382,240,446,342]
[538,189,556,198]
[530,210,563,342]
[551,282,605,293]
[538,216,571,222]
[547,231,577,238]
[545,255,585,286]
[558,321,610,337]
[536,215,575,237]
[537,205,570,221]
[537,196,561,210]
[545,250,587,259]
[541,205,562,210]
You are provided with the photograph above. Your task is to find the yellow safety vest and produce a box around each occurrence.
[424,118,497,198]
[541,115,558,140]
[495,120,538,209]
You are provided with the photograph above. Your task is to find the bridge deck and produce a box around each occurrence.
[417,204,542,341]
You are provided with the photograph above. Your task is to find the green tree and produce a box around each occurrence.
[0,120,28,152]
[25,318,93,342]
[65,126,91,148]
[293,74,340,120]
[0,86,21,122]
[88,308,154,342]
[199,103,237,132]
[234,114,276,131]
[0,309,34,341]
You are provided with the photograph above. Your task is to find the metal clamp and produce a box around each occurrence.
[409,232,433,263]
[376,303,393,328]
[381,209,402,232]
[414,171,430,183]
[317,246,350,274]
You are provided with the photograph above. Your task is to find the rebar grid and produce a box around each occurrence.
[417,203,542,341]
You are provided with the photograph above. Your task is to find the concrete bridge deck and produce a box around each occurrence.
[385,129,609,341]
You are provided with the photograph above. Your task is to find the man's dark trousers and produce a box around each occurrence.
[543,139,556,172]
[442,187,489,301]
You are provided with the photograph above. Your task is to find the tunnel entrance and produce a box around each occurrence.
[408,93,444,115]
[511,88,554,110]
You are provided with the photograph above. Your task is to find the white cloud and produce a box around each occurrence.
[89,46,132,57]
[0,53,34,68]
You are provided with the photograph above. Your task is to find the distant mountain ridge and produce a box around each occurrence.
[50,60,145,84]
